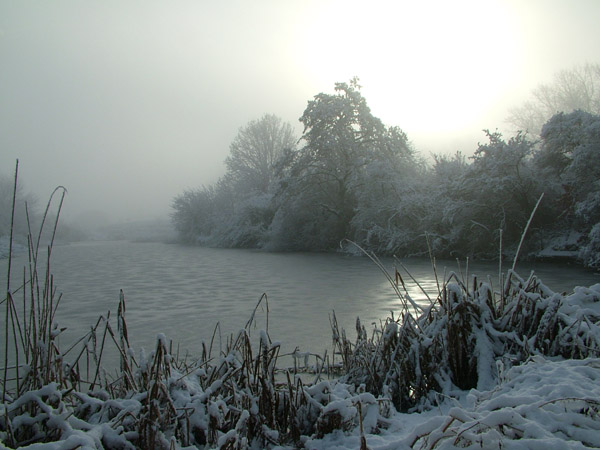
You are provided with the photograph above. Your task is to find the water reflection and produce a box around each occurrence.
[1,242,598,364]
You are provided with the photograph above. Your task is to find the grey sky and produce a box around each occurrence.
[1,0,599,224]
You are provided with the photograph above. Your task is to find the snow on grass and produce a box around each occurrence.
[2,267,599,449]
[302,357,600,450]
[412,357,600,449]
[3,345,599,448]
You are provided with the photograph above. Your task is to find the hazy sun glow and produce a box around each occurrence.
[1,0,598,220]
[298,0,522,138]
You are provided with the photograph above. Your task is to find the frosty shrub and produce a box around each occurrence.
[334,262,600,413]
[579,222,600,269]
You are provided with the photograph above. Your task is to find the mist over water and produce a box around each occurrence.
[2,1,600,225]
[2,241,597,366]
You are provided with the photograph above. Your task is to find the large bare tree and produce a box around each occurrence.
[225,114,296,195]
[507,63,600,136]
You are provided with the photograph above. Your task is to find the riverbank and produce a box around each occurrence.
[4,241,599,365]
[302,356,600,449]
[2,254,599,448]
[2,355,599,449]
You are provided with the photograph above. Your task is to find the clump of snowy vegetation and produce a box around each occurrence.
[333,262,600,413]
[406,357,600,449]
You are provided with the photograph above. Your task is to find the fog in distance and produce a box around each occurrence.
[1,0,599,229]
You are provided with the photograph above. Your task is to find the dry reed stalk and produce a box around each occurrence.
[3,160,19,403]
[336,250,600,414]
[512,193,544,272]
[2,165,394,449]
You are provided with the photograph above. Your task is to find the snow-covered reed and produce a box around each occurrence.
[406,357,600,449]
[1,168,380,447]
[333,260,600,414]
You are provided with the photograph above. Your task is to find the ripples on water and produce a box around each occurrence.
[1,241,598,365]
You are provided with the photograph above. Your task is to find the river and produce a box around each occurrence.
[1,240,598,367]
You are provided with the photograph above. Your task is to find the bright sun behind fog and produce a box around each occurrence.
[2,0,598,221]
[297,0,523,137]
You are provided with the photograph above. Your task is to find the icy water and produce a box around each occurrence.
[1,240,599,364]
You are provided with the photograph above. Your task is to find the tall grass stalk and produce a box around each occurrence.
[333,251,600,412]
[345,239,426,317]
[2,174,384,447]
[512,192,544,272]
[2,166,67,400]
[3,161,19,403]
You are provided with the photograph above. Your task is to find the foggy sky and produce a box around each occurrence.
[1,0,599,225]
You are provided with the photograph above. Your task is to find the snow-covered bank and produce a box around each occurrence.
[302,357,600,449]
[1,358,599,449]
[1,270,599,449]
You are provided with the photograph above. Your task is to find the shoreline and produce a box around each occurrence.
[2,259,599,448]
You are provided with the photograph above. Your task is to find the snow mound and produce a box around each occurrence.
[407,357,600,449]
[303,358,600,449]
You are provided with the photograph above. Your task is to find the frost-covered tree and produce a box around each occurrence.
[419,152,473,256]
[207,114,297,247]
[270,79,417,250]
[537,110,600,266]
[460,131,546,257]
[225,114,296,196]
[507,63,600,136]
[539,110,600,186]
[537,110,596,174]
[350,134,425,255]
[537,110,600,223]
[172,115,295,246]
[171,187,216,243]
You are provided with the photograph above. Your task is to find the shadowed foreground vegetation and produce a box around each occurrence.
[2,176,600,449]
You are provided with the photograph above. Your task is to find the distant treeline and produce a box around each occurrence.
[172,79,600,269]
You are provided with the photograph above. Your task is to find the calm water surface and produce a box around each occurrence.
[2,241,598,363]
